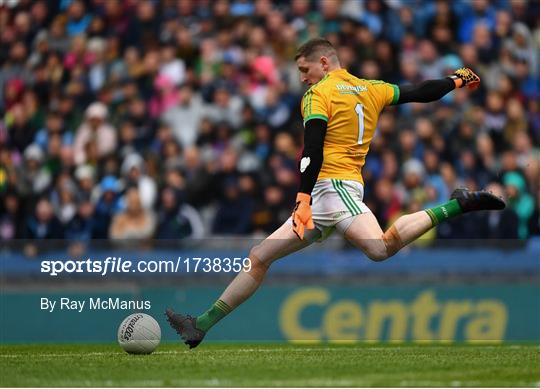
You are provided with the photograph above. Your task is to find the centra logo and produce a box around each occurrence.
[279,288,507,343]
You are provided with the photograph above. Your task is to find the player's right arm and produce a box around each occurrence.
[370,67,481,109]
[396,67,480,105]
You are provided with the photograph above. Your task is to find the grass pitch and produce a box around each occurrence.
[1,343,539,387]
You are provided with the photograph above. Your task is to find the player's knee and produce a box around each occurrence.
[362,228,404,261]
[248,246,259,261]
[364,245,390,262]
[248,246,266,266]
[380,226,404,260]
[246,246,270,282]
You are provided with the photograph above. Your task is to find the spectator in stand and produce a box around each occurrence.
[476,182,519,240]
[503,171,535,239]
[25,197,63,240]
[73,102,117,165]
[34,110,73,154]
[109,187,156,240]
[396,159,429,210]
[120,153,157,210]
[370,177,402,230]
[0,189,25,240]
[156,186,204,239]
[161,83,205,148]
[65,0,92,37]
[148,74,180,119]
[92,176,121,239]
[65,199,95,242]
[15,144,51,197]
[181,146,214,207]
[212,177,253,235]
[204,85,244,129]
[50,172,78,227]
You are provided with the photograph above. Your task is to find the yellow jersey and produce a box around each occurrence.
[301,68,399,184]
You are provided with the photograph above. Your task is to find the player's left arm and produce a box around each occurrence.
[298,118,327,195]
[293,85,330,240]
[395,67,480,105]
[292,118,327,240]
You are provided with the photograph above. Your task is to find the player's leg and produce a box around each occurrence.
[215,221,314,311]
[343,210,432,261]
[345,188,505,261]
[166,221,317,348]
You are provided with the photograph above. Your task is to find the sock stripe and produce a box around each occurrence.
[215,300,232,314]
[425,209,437,226]
[196,300,232,332]
[425,199,463,226]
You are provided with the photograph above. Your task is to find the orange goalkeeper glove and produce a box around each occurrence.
[450,67,481,90]
[292,192,315,240]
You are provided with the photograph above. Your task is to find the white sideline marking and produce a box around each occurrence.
[2,344,537,358]
[0,351,115,358]
[0,347,400,358]
[0,350,186,358]
[21,379,167,386]
[400,380,469,386]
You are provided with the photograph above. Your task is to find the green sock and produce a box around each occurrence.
[425,199,463,226]
[196,300,232,332]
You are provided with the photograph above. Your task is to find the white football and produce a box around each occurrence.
[117,313,161,354]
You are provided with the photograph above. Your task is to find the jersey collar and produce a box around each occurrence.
[327,68,348,77]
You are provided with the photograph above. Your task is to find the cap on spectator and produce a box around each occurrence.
[87,37,106,53]
[60,178,77,194]
[403,159,425,179]
[121,153,144,175]
[512,22,531,39]
[24,144,44,162]
[100,176,119,193]
[6,78,25,94]
[442,54,463,70]
[154,74,174,90]
[75,164,95,181]
[252,56,278,84]
[503,171,526,193]
[34,30,48,45]
[222,52,237,65]
[85,102,108,120]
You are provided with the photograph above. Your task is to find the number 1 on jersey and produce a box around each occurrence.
[355,103,365,145]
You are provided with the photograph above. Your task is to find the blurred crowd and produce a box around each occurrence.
[1,0,539,246]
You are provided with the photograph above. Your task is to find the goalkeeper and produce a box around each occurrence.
[166,38,504,348]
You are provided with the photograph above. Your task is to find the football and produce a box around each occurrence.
[117,313,161,354]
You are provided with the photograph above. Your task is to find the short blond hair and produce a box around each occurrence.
[294,38,338,62]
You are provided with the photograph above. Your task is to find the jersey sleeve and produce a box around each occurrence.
[368,80,400,110]
[301,87,330,125]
